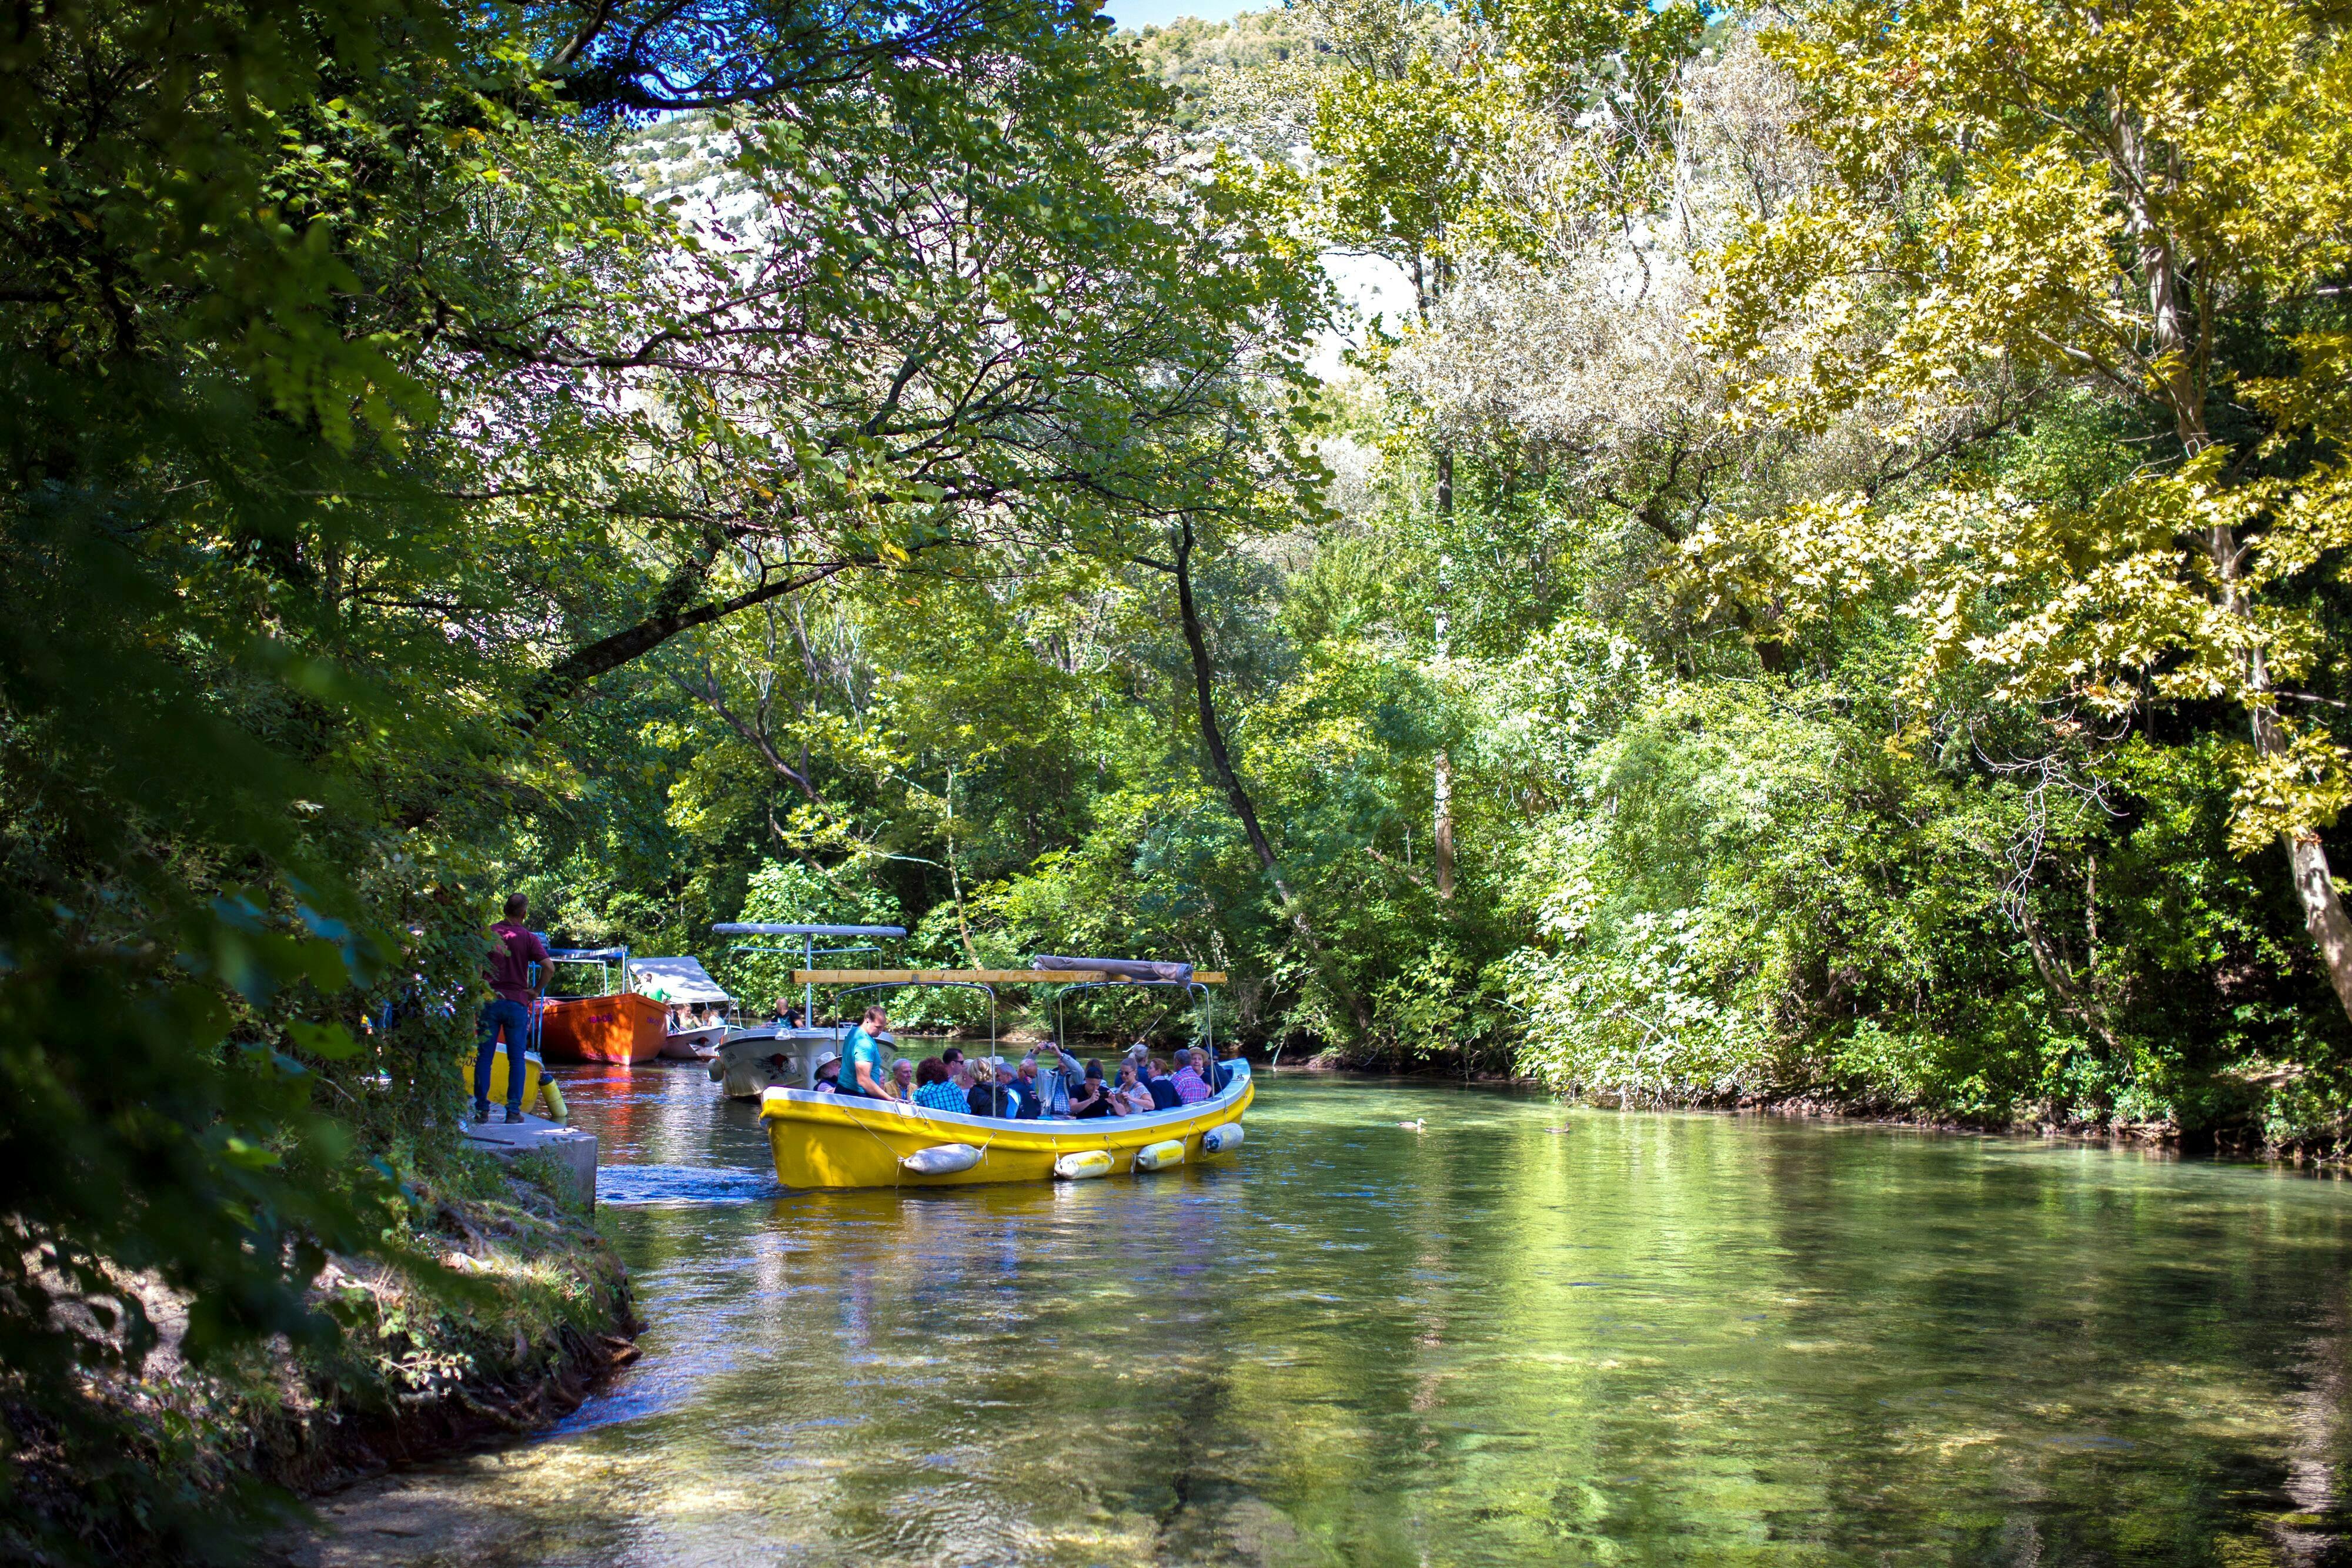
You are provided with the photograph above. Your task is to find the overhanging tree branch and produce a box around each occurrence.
[520,558,853,733]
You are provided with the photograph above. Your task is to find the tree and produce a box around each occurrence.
[1699,0,2352,1021]
[1302,0,1496,898]
[1302,0,1704,896]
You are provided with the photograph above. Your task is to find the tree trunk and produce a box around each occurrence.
[946,765,980,968]
[1412,245,1458,900]
[1433,450,1455,901]
[1433,751,1455,900]
[520,558,855,734]
[2109,102,2209,456]
[677,671,820,801]
[2220,529,2352,1025]
[2110,107,2352,1024]
[947,838,981,970]
[518,530,965,736]
[2018,901,2120,1057]
[1170,520,1371,1033]
[2254,668,2352,1024]
[2284,832,2352,1022]
[1174,520,1290,902]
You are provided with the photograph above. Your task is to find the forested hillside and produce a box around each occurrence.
[519,1,2352,1153]
[5,0,2352,1553]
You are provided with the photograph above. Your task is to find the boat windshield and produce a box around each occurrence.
[544,947,627,997]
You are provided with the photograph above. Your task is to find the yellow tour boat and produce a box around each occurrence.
[759,1060,1253,1189]
[710,925,1247,1188]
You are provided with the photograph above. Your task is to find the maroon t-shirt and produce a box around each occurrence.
[486,921,552,1004]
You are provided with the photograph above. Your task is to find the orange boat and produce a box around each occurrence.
[534,947,666,1065]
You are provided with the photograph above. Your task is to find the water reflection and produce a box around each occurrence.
[292,1067,2352,1567]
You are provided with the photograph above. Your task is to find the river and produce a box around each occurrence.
[293,1068,2352,1566]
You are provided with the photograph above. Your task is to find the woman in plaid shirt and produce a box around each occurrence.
[911,1057,967,1113]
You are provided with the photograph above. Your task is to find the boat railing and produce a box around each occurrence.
[824,978,997,1058]
[1053,978,1216,1059]
[764,1054,1249,1128]
[544,945,630,999]
[712,921,908,1031]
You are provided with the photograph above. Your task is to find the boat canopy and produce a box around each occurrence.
[1033,954,1194,985]
[631,956,731,1006]
[712,922,908,938]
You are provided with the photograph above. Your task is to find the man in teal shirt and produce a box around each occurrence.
[840,1005,891,1099]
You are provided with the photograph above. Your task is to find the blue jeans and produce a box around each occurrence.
[474,998,532,1113]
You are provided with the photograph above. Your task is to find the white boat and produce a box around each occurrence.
[631,955,736,1059]
[664,1021,727,1058]
[708,1024,840,1098]
[704,921,909,1096]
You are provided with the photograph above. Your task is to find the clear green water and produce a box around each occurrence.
[300,1071,2352,1567]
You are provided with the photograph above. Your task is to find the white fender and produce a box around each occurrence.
[1054,1149,1115,1181]
[1200,1124,1244,1155]
[900,1143,982,1176]
[1134,1139,1187,1172]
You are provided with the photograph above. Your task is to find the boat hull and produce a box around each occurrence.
[537,991,666,1065]
[454,1048,544,1109]
[759,1068,1254,1189]
[709,1026,838,1097]
[660,1023,727,1060]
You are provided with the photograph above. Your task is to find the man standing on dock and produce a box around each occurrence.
[476,893,552,1124]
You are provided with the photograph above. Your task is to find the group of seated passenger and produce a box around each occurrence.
[800,1005,1236,1120]
[666,1002,726,1033]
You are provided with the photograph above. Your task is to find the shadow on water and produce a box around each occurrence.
[285,1067,2352,1567]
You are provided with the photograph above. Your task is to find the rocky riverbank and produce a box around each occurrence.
[4,1152,636,1566]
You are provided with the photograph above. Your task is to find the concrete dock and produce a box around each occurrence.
[461,1113,599,1209]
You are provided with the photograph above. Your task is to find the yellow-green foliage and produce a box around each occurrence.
[1700,0,2352,853]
